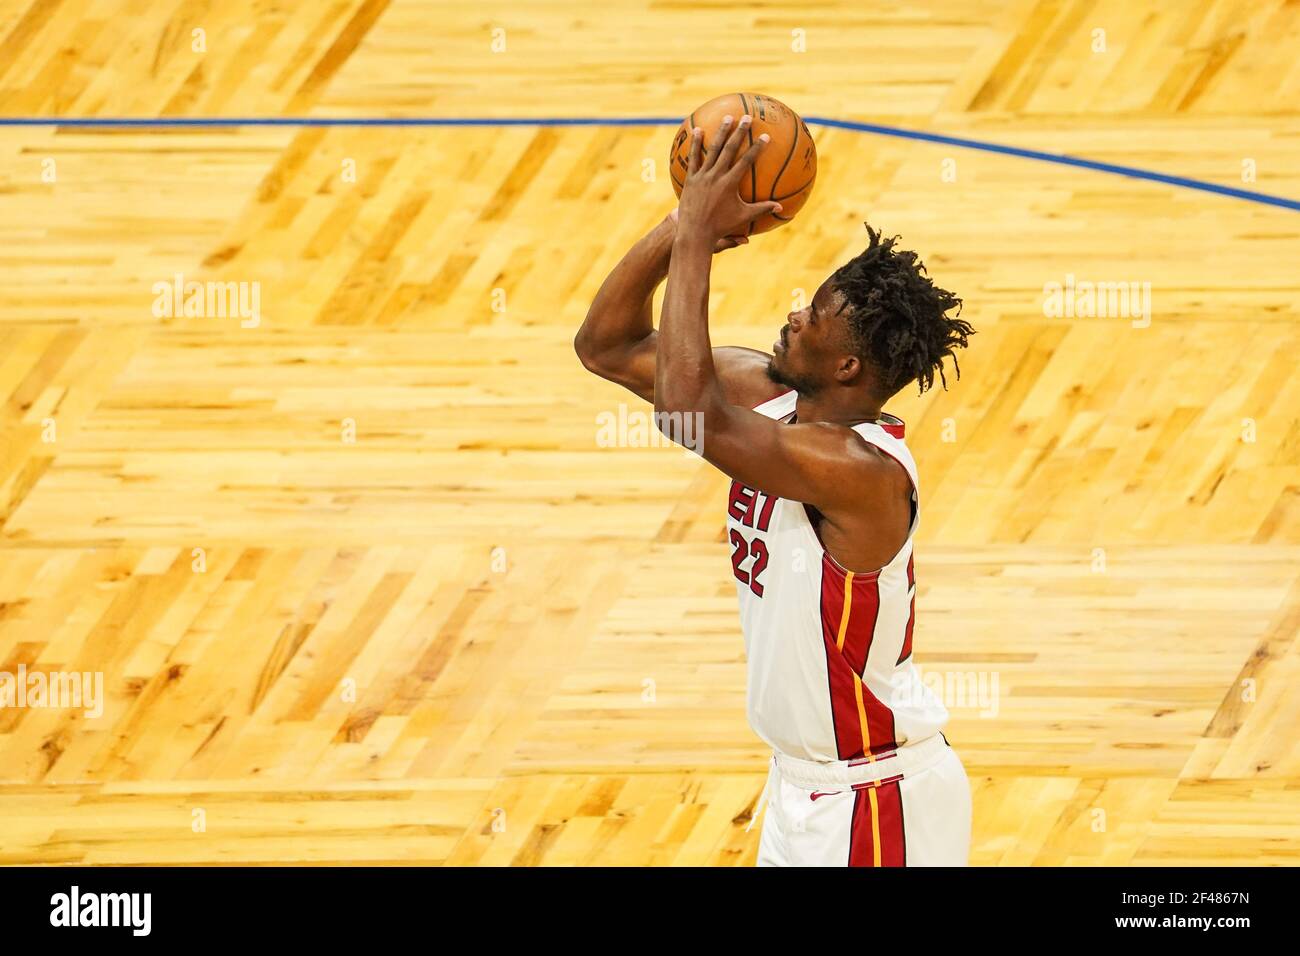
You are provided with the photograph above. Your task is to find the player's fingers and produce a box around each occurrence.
[686,127,703,175]
[704,115,734,170]
[728,132,770,179]
[719,114,752,169]
[742,200,782,223]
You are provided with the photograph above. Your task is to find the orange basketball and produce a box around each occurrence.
[669,92,817,236]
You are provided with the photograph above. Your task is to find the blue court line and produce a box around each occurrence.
[808,117,1300,213]
[2,115,1296,212]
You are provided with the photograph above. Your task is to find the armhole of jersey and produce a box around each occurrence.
[802,502,886,580]
[853,427,920,538]
[805,425,919,576]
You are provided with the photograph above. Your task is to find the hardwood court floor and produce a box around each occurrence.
[0,1,1298,865]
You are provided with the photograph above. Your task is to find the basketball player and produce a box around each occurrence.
[575,115,975,866]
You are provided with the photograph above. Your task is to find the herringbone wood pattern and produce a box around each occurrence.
[0,0,1297,864]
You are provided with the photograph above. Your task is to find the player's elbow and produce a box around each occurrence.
[652,387,683,418]
[573,329,607,376]
[652,398,711,455]
[655,392,707,434]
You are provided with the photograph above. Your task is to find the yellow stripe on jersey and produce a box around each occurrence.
[835,570,854,651]
[841,571,877,764]
[868,787,882,866]
[853,673,874,760]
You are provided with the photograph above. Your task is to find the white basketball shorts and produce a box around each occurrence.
[756,733,971,867]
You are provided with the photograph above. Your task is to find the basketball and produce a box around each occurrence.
[669,92,817,235]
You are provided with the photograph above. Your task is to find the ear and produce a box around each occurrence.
[834,354,862,383]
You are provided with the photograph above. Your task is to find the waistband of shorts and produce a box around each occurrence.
[772,733,950,791]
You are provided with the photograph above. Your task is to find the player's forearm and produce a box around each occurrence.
[655,232,726,419]
[574,216,674,369]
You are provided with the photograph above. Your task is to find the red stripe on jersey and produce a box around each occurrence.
[876,781,907,866]
[848,780,906,867]
[821,632,867,761]
[833,566,880,674]
[878,417,906,439]
[898,553,915,665]
[848,788,877,866]
[819,557,898,759]
[862,683,898,757]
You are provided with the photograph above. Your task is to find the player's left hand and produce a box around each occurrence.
[676,114,782,243]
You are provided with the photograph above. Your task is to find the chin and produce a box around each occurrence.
[766,360,818,396]
[765,360,795,390]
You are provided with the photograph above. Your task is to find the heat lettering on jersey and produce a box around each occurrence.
[727,481,776,531]
[728,481,777,596]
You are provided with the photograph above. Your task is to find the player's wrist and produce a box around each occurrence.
[672,227,715,257]
[673,207,717,245]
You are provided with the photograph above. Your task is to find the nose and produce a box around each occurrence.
[787,310,804,332]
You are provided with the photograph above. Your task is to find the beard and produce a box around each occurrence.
[765,354,821,396]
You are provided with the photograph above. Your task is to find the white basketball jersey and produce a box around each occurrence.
[727,389,949,762]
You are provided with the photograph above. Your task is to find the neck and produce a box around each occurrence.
[793,389,884,427]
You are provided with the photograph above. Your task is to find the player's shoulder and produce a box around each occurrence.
[713,346,785,408]
[843,423,914,496]
[798,418,912,487]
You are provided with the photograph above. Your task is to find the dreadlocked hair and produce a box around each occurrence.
[831,224,973,396]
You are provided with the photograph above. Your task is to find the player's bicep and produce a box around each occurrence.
[587,338,782,408]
